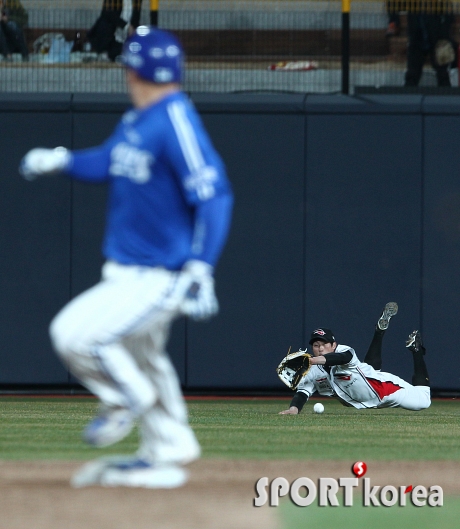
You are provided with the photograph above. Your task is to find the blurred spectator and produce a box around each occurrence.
[0,0,28,60]
[404,1,456,87]
[87,0,143,61]
[386,0,407,37]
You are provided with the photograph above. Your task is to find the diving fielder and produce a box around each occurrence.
[279,303,431,414]
[20,27,233,488]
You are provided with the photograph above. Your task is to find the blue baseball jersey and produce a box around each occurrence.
[65,92,233,270]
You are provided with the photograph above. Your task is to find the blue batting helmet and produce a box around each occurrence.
[121,26,184,84]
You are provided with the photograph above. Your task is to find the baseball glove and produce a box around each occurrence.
[276,347,312,390]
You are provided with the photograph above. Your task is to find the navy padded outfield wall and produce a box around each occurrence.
[0,93,459,392]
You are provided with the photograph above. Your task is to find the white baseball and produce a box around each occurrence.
[313,403,324,414]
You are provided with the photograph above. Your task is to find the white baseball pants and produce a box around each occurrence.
[378,381,431,411]
[359,364,431,411]
[49,261,200,465]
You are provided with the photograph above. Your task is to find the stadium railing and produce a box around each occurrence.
[1,1,459,94]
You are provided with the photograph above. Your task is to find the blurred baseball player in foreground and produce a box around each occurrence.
[278,302,431,414]
[20,26,233,488]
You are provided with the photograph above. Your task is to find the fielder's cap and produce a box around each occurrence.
[309,328,336,345]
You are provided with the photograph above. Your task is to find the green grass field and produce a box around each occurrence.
[0,397,459,460]
[281,496,460,529]
[0,396,459,528]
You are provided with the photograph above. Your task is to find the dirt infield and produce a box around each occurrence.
[1,459,459,529]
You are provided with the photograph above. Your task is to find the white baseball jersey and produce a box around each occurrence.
[296,344,430,411]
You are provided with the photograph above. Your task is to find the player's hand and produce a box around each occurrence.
[181,260,219,321]
[279,406,299,415]
[20,147,70,181]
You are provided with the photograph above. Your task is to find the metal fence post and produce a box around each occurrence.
[150,0,159,26]
[342,0,350,94]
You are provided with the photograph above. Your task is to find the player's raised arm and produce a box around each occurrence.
[20,140,114,183]
[20,146,71,181]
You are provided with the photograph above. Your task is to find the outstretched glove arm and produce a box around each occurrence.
[277,349,312,415]
[276,348,313,390]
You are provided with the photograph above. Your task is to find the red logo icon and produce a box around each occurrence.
[352,461,367,478]
[405,485,413,494]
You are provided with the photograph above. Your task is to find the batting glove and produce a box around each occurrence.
[20,147,71,181]
[181,260,219,321]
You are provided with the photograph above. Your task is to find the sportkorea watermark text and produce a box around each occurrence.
[253,462,443,507]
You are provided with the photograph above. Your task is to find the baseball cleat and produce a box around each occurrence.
[71,458,113,488]
[377,302,398,330]
[406,330,425,354]
[101,459,188,488]
[71,456,189,489]
[83,407,134,448]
